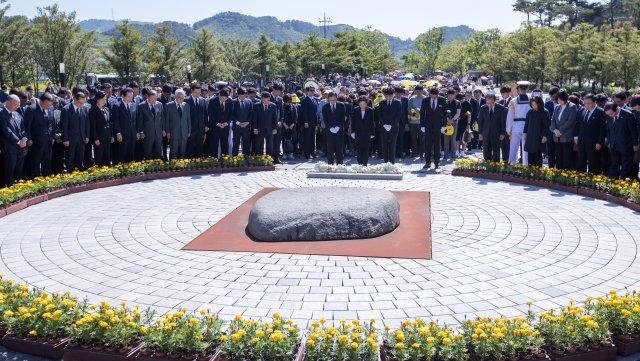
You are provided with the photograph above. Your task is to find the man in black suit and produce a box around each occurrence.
[137,90,164,160]
[270,84,285,164]
[113,88,138,163]
[544,87,559,168]
[207,89,232,159]
[498,86,512,162]
[158,84,174,161]
[61,92,90,172]
[477,94,507,162]
[377,87,402,164]
[470,89,486,149]
[300,86,318,159]
[321,92,347,165]
[630,94,640,180]
[421,88,448,169]
[394,87,409,159]
[185,84,208,158]
[604,102,639,179]
[231,88,253,156]
[252,92,278,158]
[0,95,28,186]
[24,93,54,177]
[575,94,606,174]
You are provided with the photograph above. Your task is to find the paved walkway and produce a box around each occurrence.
[0,155,638,329]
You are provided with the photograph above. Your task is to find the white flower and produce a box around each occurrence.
[311,162,402,174]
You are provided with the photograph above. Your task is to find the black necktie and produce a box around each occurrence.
[432,100,435,110]
[489,107,493,117]
[178,104,182,118]
[151,105,155,116]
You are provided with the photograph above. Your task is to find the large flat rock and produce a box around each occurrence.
[247,187,400,241]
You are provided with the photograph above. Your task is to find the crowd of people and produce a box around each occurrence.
[0,77,639,188]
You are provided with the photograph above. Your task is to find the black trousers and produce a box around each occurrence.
[576,145,601,174]
[209,127,230,158]
[356,146,369,166]
[134,139,144,161]
[546,140,556,168]
[119,134,135,163]
[93,141,111,167]
[65,139,85,172]
[144,135,163,160]
[528,152,543,167]
[380,128,398,164]
[608,148,634,179]
[424,133,441,166]
[30,141,52,177]
[162,136,169,162]
[555,142,574,170]
[51,142,65,174]
[84,142,94,169]
[187,131,205,158]
[232,127,251,156]
[254,130,274,157]
[396,128,405,158]
[482,135,501,162]
[272,127,282,161]
[302,126,315,157]
[326,131,344,165]
[500,137,510,163]
[2,152,23,187]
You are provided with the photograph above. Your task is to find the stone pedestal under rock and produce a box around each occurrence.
[247,187,400,241]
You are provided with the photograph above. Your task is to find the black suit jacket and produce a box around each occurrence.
[576,107,606,148]
[61,103,89,142]
[89,105,113,142]
[477,104,507,140]
[207,96,232,128]
[420,96,448,131]
[322,102,346,130]
[24,104,53,144]
[352,107,375,147]
[607,108,639,152]
[252,102,277,132]
[300,95,318,127]
[186,96,208,135]
[112,101,137,137]
[0,108,27,155]
[232,98,254,128]
[376,99,402,131]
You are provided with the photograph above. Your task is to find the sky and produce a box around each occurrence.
[7,0,528,40]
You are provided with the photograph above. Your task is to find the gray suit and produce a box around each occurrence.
[164,101,191,160]
[550,102,578,169]
[137,101,164,159]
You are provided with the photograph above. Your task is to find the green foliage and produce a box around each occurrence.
[143,25,185,83]
[188,28,233,82]
[404,28,444,75]
[104,20,143,82]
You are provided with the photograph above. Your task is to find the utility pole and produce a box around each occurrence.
[318,12,332,38]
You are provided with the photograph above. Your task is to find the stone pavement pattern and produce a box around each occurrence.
[0,158,639,330]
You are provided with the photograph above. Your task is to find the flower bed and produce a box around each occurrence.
[453,159,640,211]
[0,155,274,219]
[1,273,640,360]
[312,162,403,174]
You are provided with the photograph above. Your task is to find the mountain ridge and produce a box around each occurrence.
[79,12,475,57]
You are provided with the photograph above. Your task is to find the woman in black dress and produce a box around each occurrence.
[351,96,375,166]
[524,96,550,167]
[89,91,113,167]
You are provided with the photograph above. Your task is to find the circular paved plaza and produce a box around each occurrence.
[0,161,638,329]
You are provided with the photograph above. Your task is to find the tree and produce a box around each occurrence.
[144,25,184,83]
[104,20,143,83]
[278,41,301,77]
[0,14,36,87]
[611,23,640,88]
[219,37,258,80]
[189,28,231,81]
[622,0,640,28]
[406,28,444,75]
[255,34,278,79]
[31,4,96,87]
[513,0,559,26]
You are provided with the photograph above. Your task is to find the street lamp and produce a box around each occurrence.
[186,64,192,83]
[59,62,65,87]
[265,64,270,83]
[321,63,326,76]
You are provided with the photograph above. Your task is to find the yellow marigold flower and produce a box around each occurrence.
[4,310,13,317]
[29,330,37,336]
[189,317,198,324]
[395,342,405,350]
[307,339,315,347]
[443,338,452,345]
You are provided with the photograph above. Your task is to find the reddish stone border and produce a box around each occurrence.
[451,169,640,212]
[0,166,275,220]
[183,188,432,259]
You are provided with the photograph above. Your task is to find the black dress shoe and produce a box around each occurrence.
[422,165,430,169]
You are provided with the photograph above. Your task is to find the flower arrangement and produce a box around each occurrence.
[139,308,224,359]
[69,301,152,351]
[312,162,403,174]
[0,155,273,207]
[219,313,301,361]
[305,318,379,361]
[3,287,84,340]
[460,314,544,360]
[383,319,468,361]
[454,159,640,204]
[585,289,640,339]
